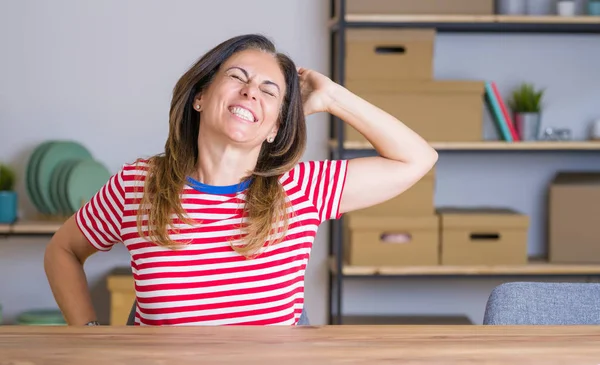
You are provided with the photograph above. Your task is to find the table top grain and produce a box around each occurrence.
[0,325,599,365]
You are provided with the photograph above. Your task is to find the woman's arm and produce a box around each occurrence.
[44,216,99,325]
[298,68,438,214]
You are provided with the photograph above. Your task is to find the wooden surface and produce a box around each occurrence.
[1,326,599,364]
[496,15,600,24]
[330,257,600,276]
[0,219,65,235]
[343,14,600,24]
[332,140,600,151]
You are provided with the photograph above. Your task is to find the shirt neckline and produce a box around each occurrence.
[185,176,251,194]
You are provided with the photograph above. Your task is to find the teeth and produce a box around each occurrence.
[230,106,254,122]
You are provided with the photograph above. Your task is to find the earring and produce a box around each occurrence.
[195,105,201,110]
[267,136,274,143]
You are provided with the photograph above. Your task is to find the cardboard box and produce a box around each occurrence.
[349,168,435,216]
[549,172,600,263]
[344,0,494,15]
[344,214,439,266]
[107,268,135,325]
[345,29,435,82]
[344,79,485,142]
[438,208,529,265]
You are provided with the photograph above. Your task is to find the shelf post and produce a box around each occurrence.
[327,0,347,326]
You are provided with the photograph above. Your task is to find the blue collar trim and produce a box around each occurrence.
[185,177,251,194]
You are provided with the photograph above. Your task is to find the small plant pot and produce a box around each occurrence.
[557,0,576,16]
[589,0,600,15]
[0,191,17,224]
[514,112,542,141]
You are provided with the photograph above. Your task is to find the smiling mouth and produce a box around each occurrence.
[229,106,257,123]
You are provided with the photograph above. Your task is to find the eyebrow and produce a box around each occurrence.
[227,66,281,93]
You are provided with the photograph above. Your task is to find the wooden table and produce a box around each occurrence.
[1,325,599,364]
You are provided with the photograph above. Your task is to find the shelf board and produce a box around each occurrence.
[330,140,600,151]
[0,219,66,236]
[0,224,10,234]
[495,15,600,24]
[329,257,600,276]
[333,14,600,33]
[344,14,600,24]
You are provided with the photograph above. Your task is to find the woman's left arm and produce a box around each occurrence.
[299,68,439,215]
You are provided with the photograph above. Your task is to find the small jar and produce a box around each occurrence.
[557,0,576,16]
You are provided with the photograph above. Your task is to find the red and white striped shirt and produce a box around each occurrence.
[76,159,348,325]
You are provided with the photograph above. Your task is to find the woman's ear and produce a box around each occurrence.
[193,94,203,112]
[267,126,279,143]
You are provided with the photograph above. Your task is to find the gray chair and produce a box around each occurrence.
[126,301,310,325]
[483,282,600,325]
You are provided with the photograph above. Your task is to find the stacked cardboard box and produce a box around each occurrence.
[548,172,600,264]
[344,169,439,266]
[341,28,485,144]
[346,204,531,266]
[343,0,495,15]
[342,27,487,267]
[437,208,529,265]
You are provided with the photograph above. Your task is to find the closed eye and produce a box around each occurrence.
[231,74,246,82]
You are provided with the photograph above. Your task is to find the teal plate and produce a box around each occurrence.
[26,141,54,214]
[65,159,111,213]
[49,159,78,216]
[36,141,93,215]
[17,310,66,325]
[57,159,79,215]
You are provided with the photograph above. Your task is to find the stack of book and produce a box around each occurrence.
[485,81,519,142]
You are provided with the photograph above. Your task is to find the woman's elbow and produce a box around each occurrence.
[418,146,439,171]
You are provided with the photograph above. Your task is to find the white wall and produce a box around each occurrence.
[0,0,331,324]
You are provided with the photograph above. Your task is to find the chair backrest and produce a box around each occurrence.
[483,282,600,325]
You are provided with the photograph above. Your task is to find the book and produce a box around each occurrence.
[490,82,519,141]
[484,81,513,142]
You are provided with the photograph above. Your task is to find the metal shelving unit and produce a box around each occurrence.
[326,0,600,325]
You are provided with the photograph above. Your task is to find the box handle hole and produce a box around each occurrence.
[375,46,406,55]
[380,233,412,244]
[470,233,500,241]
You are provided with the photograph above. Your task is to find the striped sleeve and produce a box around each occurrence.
[75,167,126,251]
[296,160,348,222]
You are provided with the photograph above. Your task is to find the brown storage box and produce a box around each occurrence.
[438,208,529,265]
[345,29,435,82]
[549,172,600,263]
[350,168,435,216]
[344,0,494,15]
[344,79,485,142]
[344,215,439,266]
[107,268,135,325]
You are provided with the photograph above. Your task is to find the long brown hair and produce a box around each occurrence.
[136,34,307,258]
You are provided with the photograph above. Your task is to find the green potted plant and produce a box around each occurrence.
[0,163,17,224]
[509,83,545,141]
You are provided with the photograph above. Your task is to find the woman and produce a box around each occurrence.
[44,34,438,326]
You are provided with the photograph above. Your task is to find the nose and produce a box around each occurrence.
[241,84,259,101]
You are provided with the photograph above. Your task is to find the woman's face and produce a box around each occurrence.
[195,49,286,148]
